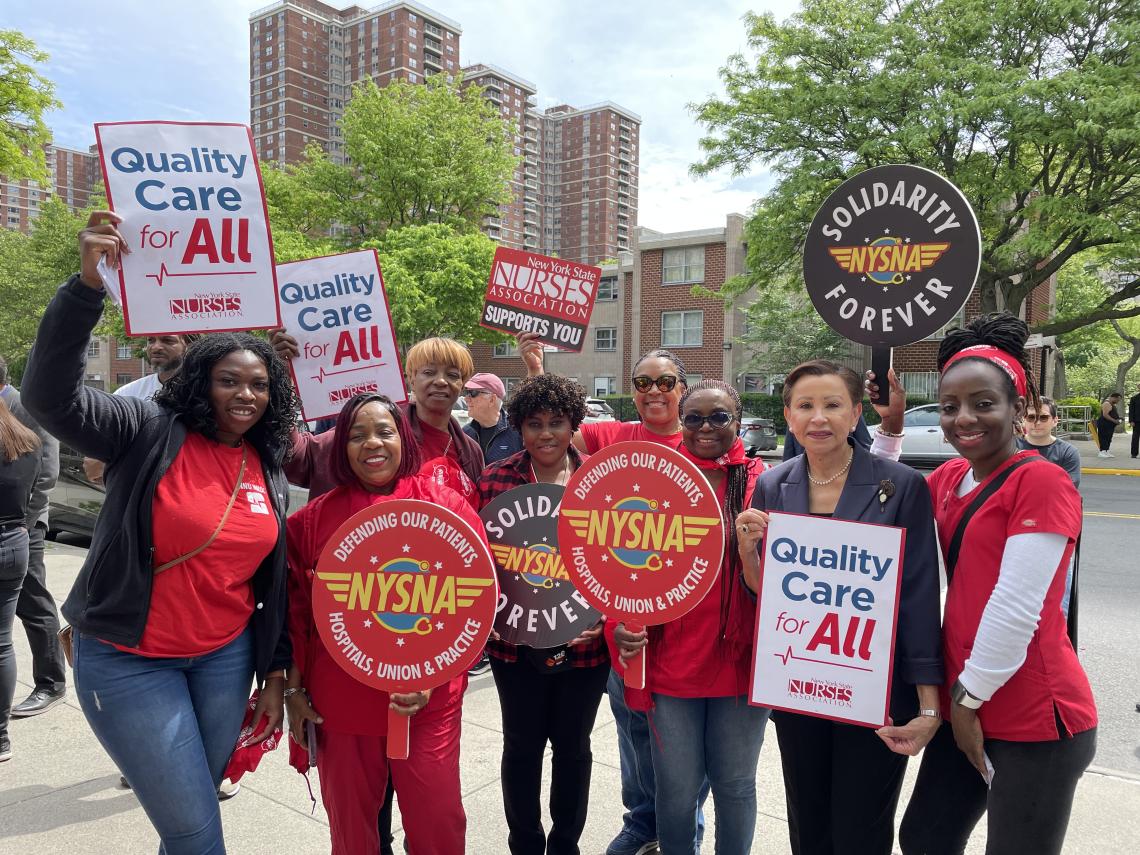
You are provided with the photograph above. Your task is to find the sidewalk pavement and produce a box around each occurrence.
[2,545,1137,854]
[1067,436,1140,476]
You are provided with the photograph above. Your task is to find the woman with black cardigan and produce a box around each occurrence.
[22,211,295,854]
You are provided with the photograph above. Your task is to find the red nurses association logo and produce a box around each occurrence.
[557,442,725,624]
[312,499,498,691]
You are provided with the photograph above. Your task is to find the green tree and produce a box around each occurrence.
[265,74,518,242]
[692,0,1140,333]
[360,223,503,346]
[738,283,851,375]
[0,30,60,182]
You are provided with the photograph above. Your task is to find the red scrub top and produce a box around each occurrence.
[928,452,1096,741]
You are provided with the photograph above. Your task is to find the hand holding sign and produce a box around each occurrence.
[78,211,129,291]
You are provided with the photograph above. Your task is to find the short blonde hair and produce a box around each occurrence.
[404,337,474,382]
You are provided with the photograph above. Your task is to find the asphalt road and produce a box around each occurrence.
[46,474,1140,778]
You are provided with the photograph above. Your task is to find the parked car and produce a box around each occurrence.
[898,404,958,463]
[584,398,616,423]
[47,443,311,540]
[741,418,778,455]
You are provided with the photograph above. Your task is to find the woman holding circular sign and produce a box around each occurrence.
[613,380,771,854]
[477,373,610,855]
[284,393,487,855]
[867,314,1096,855]
[734,361,943,855]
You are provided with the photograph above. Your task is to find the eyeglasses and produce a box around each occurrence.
[632,374,679,393]
[462,389,486,398]
[1026,414,1055,423]
[682,411,734,431]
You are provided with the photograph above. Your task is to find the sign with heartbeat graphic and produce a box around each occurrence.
[95,121,279,335]
[277,249,406,420]
[749,512,905,727]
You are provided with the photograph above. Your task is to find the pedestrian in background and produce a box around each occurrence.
[1095,392,1122,458]
[1128,385,1140,459]
[0,356,64,721]
[0,396,41,763]
[463,371,523,464]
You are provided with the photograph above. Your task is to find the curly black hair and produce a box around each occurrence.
[937,312,1041,415]
[154,333,297,465]
[506,374,589,433]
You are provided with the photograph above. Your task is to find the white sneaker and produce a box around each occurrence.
[1097,450,1113,458]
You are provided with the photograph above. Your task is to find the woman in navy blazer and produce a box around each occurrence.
[735,360,943,855]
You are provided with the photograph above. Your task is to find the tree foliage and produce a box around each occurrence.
[692,0,1140,334]
[738,282,852,375]
[0,30,59,183]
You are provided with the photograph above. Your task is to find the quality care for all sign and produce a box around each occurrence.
[749,512,905,728]
[803,164,981,347]
[557,442,724,623]
[95,121,279,335]
[313,499,498,693]
[277,249,406,421]
[480,246,601,351]
[481,483,602,648]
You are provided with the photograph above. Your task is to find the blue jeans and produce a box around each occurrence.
[650,694,770,855]
[607,669,710,846]
[0,526,30,740]
[74,627,254,854]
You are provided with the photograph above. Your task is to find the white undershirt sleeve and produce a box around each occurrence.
[869,430,903,461]
[957,531,1068,701]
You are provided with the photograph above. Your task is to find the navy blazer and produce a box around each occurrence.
[751,440,943,720]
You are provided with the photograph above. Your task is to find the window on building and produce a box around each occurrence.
[87,340,100,357]
[493,342,519,358]
[593,376,615,396]
[925,307,967,340]
[116,343,132,359]
[115,373,133,387]
[662,247,705,284]
[595,327,617,351]
[661,311,703,347]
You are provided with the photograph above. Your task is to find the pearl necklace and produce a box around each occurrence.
[807,448,854,486]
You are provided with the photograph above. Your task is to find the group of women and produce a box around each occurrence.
[13,210,1095,855]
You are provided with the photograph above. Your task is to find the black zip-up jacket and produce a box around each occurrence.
[463,410,523,465]
[22,277,290,681]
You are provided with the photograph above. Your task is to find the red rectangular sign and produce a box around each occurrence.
[479,247,601,352]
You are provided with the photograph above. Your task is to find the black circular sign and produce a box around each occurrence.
[480,483,602,648]
[803,164,981,347]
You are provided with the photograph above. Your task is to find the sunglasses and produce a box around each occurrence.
[632,374,679,393]
[462,389,487,398]
[682,411,734,430]
[1025,414,1055,423]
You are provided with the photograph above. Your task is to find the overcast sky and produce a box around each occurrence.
[11,0,800,233]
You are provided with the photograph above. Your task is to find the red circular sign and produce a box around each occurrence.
[557,442,724,625]
[313,499,498,691]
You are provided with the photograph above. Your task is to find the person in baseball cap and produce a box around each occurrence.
[462,373,523,466]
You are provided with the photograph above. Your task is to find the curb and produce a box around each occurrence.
[1081,467,1140,476]
[1086,765,1140,784]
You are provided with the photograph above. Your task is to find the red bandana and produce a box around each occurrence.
[677,436,748,471]
[943,345,1027,396]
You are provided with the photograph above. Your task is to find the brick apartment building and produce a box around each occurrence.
[249,0,640,265]
[1,140,148,390]
[471,212,1058,401]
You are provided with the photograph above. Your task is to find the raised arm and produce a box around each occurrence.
[21,212,154,463]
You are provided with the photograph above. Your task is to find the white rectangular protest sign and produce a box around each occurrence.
[95,121,280,335]
[277,249,406,420]
[749,512,904,727]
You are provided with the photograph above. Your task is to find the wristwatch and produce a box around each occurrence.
[950,679,984,710]
[918,708,941,719]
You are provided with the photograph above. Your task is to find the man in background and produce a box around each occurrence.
[0,354,64,718]
[462,372,522,465]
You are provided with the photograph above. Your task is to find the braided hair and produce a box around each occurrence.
[633,349,688,386]
[678,379,748,650]
[937,312,1042,417]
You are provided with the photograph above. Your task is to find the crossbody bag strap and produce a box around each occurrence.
[155,443,247,575]
[945,456,1040,583]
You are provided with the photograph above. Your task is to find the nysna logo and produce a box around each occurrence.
[828,237,950,285]
[318,556,493,637]
[788,679,854,706]
[561,501,719,573]
[491,542,567,590]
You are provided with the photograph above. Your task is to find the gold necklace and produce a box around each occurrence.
[807,448,854,486]
[531,455,572,486]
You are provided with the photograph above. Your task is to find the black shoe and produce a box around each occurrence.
[11,688,66,718]
[120,775,131,789]
[467,654,491,676]
[0,734,11,762]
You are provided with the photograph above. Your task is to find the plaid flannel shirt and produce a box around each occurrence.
[477,447,609,669]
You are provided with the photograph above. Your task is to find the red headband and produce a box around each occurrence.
[942,345,1027,397]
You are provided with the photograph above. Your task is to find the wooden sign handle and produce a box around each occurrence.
[871,347,893,408]
[623,621,647,690]
[387,704,410,760]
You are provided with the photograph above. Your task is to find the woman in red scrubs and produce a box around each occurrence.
[870,313,1096,855]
